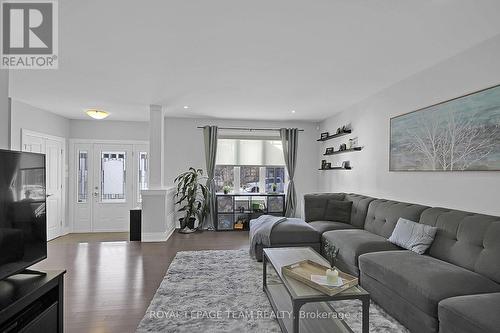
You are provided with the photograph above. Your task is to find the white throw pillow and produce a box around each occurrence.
[388,218,438,254]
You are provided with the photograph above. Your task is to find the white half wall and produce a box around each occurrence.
[318,34,500,216]
[0,71,9,150]
[164,117,319,217]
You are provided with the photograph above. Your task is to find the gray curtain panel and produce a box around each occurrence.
[203,125,218,230]
[280,128,298,217]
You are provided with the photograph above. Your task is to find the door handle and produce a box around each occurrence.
[46,194,53,198]
[93,192,99,198]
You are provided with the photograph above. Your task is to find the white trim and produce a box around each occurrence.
[142,187,175,196]
[142,228,175,242]
[22,129,66,145]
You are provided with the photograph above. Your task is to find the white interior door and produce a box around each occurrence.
[45,139,63,240]
[22,131,65,240]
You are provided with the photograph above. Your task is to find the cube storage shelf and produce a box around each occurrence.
[216,193,286,231]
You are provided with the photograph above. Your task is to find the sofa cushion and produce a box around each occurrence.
[438,292,500,333]
[388,218,437,254]
[324,200,352,223]
[344,193,376,228]
[308,221,356,234]
[269,218,321,244]
[322,229,401,275]
[304,193,345,222]
[359,251,500,318]
[364,199,429,238]
[419,207,500,284]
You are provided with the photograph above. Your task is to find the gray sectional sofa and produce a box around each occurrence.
[254,192,500,333]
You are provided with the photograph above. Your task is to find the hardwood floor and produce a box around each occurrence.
[33,231,249,333]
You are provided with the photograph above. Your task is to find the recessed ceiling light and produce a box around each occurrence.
[85,109,109,120]
[291,110,296,114]
[183,106,189,109]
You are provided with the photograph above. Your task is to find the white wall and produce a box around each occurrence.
[164,117,319,217]
[319,35,500,216]
[0,71,9,149]
[69,119,149,141]
[10,100,70,150]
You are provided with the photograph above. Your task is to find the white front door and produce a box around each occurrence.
[92,144,133,232]
[72,142,148,232]
[22,131,65,240]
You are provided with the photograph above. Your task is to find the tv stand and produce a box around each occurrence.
[19,269,47,276]
[0,270,65,332]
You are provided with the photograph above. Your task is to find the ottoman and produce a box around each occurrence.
[253,218,321,261]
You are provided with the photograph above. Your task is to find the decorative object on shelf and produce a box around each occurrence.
[234,216,246,230]
[271,183,278,193]
[339,143,347,151]
[316,127,352,141]
[348,139,353,149]
[325,147,334,154]
[321,159,327,169]
[223,185,231,194]
[390,84,500,171]
[342,161,351,169]
[324,162,332,169]
[320,132,329,140]
[174,167,210,234]
[351,137,358,148]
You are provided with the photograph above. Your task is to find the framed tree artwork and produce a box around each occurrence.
[390,84,500,171]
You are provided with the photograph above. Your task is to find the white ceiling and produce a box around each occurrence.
[9,0,500,122]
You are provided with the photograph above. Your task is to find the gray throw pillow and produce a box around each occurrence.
[324,200,352,224]
[389,218,438,254]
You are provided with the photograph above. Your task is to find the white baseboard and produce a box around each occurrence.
[142,227,175,242]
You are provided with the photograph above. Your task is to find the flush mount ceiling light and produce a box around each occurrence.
[183,105,189,109]
[291,110,296,114]
[85,109,109,120]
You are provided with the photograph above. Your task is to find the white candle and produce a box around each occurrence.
[326,268,339,284]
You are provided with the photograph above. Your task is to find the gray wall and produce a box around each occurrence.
[0,71,9,149]
[10,100,70,150]
[318,34,500,216]
[69,119,149,141]
[164,117,319,217]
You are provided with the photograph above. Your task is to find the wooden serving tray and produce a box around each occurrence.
[282,260,358,296]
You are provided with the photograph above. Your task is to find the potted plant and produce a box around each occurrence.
[223,185,232,194]
[271,183,278,193]
[174,167,210,234]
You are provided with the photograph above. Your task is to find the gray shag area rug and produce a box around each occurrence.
[137,249,409,333]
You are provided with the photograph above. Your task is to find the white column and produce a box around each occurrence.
[148,104,165,188]
[141,105,175,242]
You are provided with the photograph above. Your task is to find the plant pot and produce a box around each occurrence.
[179,217,196,229]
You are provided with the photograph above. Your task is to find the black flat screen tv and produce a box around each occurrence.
[0,149,47,280]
